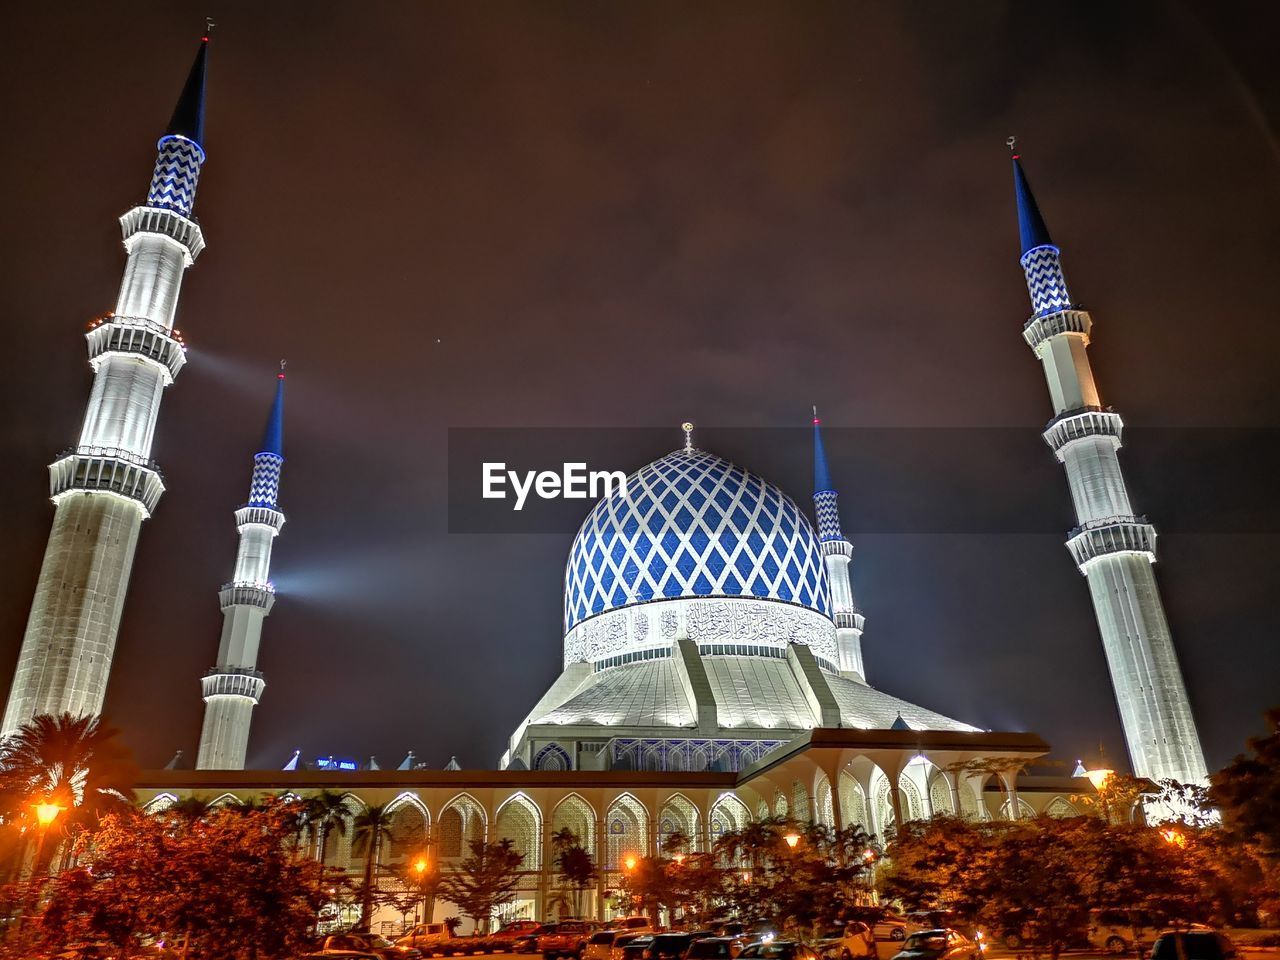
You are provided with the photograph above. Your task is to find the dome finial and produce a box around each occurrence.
[681,421,695,453]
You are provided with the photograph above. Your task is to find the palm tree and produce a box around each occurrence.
[304,790,351,864]
[352,803,395,928]
[0,713,136,875]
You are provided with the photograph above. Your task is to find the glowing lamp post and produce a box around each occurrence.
[413,855,432,923]
[783,832,800,849]
[1084,768,1115,791]
[623,854,637,872]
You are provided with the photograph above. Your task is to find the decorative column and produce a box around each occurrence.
[1011,151,1208,787]
[2,38,211,735]
[196,372,287,769]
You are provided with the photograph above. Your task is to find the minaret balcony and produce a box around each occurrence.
[1023,309,1093,356]
[218,581,276,613]
[86,315,188,384]
[1065,515,1157,572]
[49,447,165,517]
[1042,407,1124,462]
[120,205,205,264]
[820,538,853,559]
[834,611,865,631]
[201,668,266,704]
[234,505,286,533]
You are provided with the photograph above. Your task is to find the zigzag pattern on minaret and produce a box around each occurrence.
[147,137,203,217]
[248,454,283,508]
[814,490,844,542]
[1021,245,1073,316]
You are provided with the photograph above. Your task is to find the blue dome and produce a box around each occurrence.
[564,449,832,633]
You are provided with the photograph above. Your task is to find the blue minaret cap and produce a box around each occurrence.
[166,37,209,147]
[1012,155,1053,255]
[812,407,834,494]
[259,372,285,458]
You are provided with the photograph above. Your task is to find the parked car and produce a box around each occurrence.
[1086,910,1175,955]
[300,953,381,960]
[612,933,649,960]
[615,918,655,934]
[324,933,423,960]
[587,931,623,960]
[621,936,655,960]
[1151,930,1238,960]
[539,920,599,959]
[814,922,876,960]
[738,941,821,960]
[889,930,980,960]
[647,931,715,960]
[493,922,547,944]
[686,936,749,959]
[846,908,920,942]
[515,925,560,954]
[906,914,981,942]
[398,924,452,952]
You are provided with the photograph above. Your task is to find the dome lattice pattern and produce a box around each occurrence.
[565,449,831,632]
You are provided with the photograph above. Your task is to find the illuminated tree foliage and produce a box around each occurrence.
[28,799,336,960]
[438,838,525,933]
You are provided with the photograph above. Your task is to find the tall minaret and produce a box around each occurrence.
[196,371,287,770]
[812,410,867,682]
[2,38,211,736]
[1012,151,1207,785]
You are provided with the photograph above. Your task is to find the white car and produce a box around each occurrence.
[397,923,451,951]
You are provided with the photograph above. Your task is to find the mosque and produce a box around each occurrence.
[1,34,1212,927]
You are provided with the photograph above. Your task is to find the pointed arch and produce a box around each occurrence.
[605,793,649,870]
[791,780,811,823]
[928,774,956,817]
[773,788,788,819]
[1044,796,1079,818]
[323,793,366,869]
[755,798,769,820]
[1001,797,1037,820]
[551,793,596,851]
[495,793,543,870]
[386,793,430,863]
[839,771,869,833]
[657,793,699,852]
[438,792,487,860]
[709,794,751,839]
[208,792,245,809]
[142,793,178,814]
[814,773,835,828]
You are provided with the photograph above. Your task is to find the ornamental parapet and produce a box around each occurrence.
[86,315,187,384]
[1042,406,1124,462]
[201,668,266,703]
[218,581,276,613]
[1065,515,1157,572]
[1023,309,1093,355]
[820,538,853,559]
[49,448,165,517]
[120,205,205,264]
[234,505,286,533]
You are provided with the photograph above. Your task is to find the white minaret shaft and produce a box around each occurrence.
[197,373,287,770]
[1013,155,1207,784]
[2,40,210,736]
[812,413,868,682]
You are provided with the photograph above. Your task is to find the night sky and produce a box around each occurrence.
[0,2,1276,774]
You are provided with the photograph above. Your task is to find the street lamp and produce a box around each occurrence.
[623,854,637,872]
[782,832,800,849]
[1084,768,1115,791]
[34,802,63,828]
[672,852,686,865]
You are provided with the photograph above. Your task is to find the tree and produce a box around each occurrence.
[0,713,136,879]
[352,803,395,928]
[1209,707,1280,918]
[32,798,336,960]
[551,828,597,919]
[303,790,351,864]
[438,838,525,934]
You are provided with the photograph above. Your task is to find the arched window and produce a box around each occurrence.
[839,771,869,833]
[439,794,486,860]
[495,794,542,870]
[814,774,835,828]
[657,794,699,853]
[386,794,430,863]
[605,794,648,870]
[551,794,596,851]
